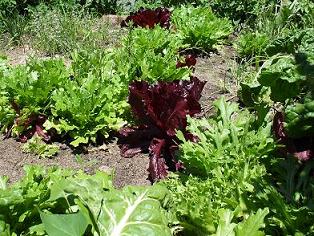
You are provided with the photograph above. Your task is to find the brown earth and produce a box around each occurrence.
[0,27,237,187]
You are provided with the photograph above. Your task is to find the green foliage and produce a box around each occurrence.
[239,28,314,123]
[177,97,275,177]
[0,11,29,45]
[235,1,314,59]
[285,98,314,138]
[42,50,131,147]
[0,58,69,133]
[172,6,233,52]
[163,98,275,235]
[116,26,191,83]
[46,62,129,146]
[0,58,14,133]
[164,174,270,236]
[235,31,270,59]
[242,157,314,235]
[0,166,172,235]
[258,55,306,102]
[134,0,208,9]
[208,0,276,24]
[164,98,314,234]
[22,134,59,158]
[236,28,312,60]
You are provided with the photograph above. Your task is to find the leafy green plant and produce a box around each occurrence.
[0,165,172,235]
[115,26,191,83]
[45,53,129,147]
[22,134,59,158]
[162,97,275,235]
[0,11,29,45]
[0,58,69,138]
[177,97,275,177]
[0,58,14,133]
[235,31,270,59]
[172,6,233,52]
[164,174,270,236]
[284,97,314,138]
[238,27,314,160]
[208,0,276,24]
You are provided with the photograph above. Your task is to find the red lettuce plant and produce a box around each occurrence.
[4,101,50,143]
[176,54,197,69]
[121,7,171,29]
[273,112,314,161]
[119,77,205,182]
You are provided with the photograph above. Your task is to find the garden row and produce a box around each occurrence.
[0,1,314,235]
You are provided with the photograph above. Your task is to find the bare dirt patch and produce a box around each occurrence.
[194,45,238,117]
[0,135,150,188]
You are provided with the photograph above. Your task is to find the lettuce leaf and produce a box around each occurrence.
[121,7,171,29]
[119,76,205,181]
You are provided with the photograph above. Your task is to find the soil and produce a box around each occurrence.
[0,21,238,187]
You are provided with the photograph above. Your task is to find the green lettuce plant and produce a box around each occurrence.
[172,6,233,52]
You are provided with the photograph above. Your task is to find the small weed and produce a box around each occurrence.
[22,135,59,158]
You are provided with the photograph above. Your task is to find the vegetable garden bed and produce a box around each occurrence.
[0,47,237,187]
[0,1,313,235]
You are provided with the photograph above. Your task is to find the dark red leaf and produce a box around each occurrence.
[16,114,51,143]
[148,138,168,182]
[176,54,197,69]
[120,77,205,181]
[273,112,286,142]
[273,111,314,161]
[121,7,171,29]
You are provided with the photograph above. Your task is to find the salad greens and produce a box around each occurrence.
[172,6,233,51]
[0,166,172,236]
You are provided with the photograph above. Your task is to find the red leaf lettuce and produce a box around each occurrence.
[119,77,205,182]
[176,54,197,70]
[121,7,171,29]
[273,112,313,161]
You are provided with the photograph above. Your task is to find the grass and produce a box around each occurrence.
[27,5,110,55]
[0,3,126,57]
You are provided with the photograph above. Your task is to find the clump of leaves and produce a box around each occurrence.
[115,26,191,83]
[46,64,129,147]
[177,97,275,177]
[273,111,314,161]
[209,0,275,24]
[239,32,314,161]
[0,166,172,235]
[22,134,59,158]
[119,77,205,182]
[172,6,233,52]
[28,5,109,55]
[121,7,171,28]
[163,174,270,236]
[176,54,197,69]
[235,31,270,59]
[161,98,274,235]
[0,58,69,142]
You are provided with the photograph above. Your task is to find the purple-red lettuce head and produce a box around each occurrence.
[119,77,205,182]
[121,7,171,29]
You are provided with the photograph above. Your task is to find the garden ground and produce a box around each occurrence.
[0,41,237,187]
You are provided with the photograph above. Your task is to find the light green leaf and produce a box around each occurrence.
[235,208,269,236]
[0,176,8,190]
[70,136,89,147]
[40,211,88,236]
[215,209,236,236]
